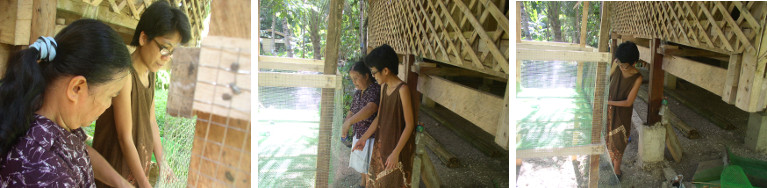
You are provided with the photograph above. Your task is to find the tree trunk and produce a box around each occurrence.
[573,6,580,44]
[310,9,322,60]
[284,19,293,57]
[271,15,276,54]
[360,0,366,56]
[547,1,562,42]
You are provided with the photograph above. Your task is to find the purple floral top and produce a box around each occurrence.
[0,114,95,188]
[352,83,381,139]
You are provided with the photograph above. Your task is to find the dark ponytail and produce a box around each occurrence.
[0,19,132,156]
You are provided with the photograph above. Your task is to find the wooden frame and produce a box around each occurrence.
[417,75,504,135]
[516,49,611,62]
[516,144,606,159]
[258,72,337,88]
[258,55,324,72]
[54,0,209,46]
[367,0,509,79]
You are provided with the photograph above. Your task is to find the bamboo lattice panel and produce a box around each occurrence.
[367,0,510,78]
[78,0,210,46]
[610,1,767,54]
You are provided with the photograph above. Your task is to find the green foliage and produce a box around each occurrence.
[155,70,171,90]
[521,1,602,47]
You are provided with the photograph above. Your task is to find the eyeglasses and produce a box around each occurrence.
[370,69,379,75]
[153,39,174,57]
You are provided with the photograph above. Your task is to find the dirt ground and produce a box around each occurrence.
[515,80,767,187]
[332,110,510,188]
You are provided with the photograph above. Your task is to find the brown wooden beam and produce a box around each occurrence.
[648,38,665,125]
[317,0,344,186]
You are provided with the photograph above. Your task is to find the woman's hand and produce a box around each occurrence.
[385,153,399,170]
[353,138,367,151]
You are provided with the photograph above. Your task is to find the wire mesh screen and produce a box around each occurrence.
[186,37,252,187]
[515,60,607,151]
[257,85,322,187]
[257,64,344,187]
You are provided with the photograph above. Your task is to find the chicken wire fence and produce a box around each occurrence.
[257,66,346,187]
[515,60,618,186]
[516,60,608,151]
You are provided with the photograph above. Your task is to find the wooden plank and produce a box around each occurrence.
[423,131,460,168]
[257,55,324,72]
[421,148,441,187]
[664,121,683,163]
[637,45,652,63]
[590,3,611,186]
[661,55,727,96]
[516,144,605,159]
[0,0,19,44]
[167,48,200,118]
[0,0,33,45]
[318,0,344,186]
[417,75,503,134]
[520,40,585,47]
[647,39,665,125]
[258,72,336,88]
[597,1,611,53]
[516,49,610,62]
[57,0,138,32]
[28,0,56,43]
[736,52,759,112]
[208,0,250,39]
[516,1,521,43]
[193,36,251,121]
[668,110,700,139]
[494,81,509,150]
[412,131,424,188]
[516,43,594,52]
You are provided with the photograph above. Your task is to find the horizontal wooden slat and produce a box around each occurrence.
[258,55,324,72]
[516,144,605,159]
[517,43,596,52]
[516,49,611,62]
[258,72,337,88]
[417,75,502,134]
[662,55,727,96]
[57,0,137,31]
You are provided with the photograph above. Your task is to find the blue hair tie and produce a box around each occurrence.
[28,36,57,62]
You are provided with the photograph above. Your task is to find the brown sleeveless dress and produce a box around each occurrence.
[606,69,641,161]
[368,82,416,188]
[92,66,156,187]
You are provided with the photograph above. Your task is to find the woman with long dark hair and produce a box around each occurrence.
[0,19,133,187]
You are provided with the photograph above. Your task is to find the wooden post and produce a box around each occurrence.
[494,81,509,150]
[648,38,665,125]
[723,54,742,104]
[317,0,344,187]
[516,2,521,43]
[588,61,607,188]
[405,54,421,185]
[579,1,589,48]
[29,0,56,43]
[587,2,611,187]
[664,72,677,89]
